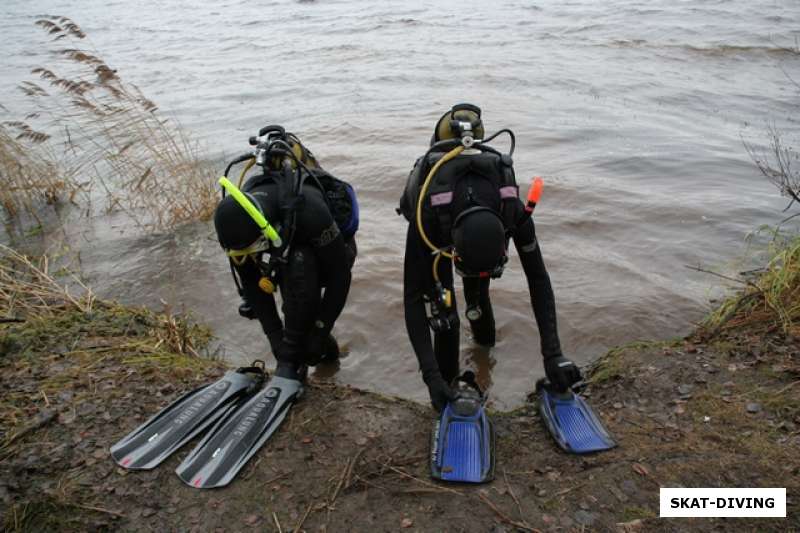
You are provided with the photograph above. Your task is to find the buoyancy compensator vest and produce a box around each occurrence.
[398,145,519,249]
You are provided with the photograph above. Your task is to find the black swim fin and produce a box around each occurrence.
[175,367,304,489]
[536,379,616,454]
[110,362,266,470]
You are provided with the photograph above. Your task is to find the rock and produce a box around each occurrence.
[542,514,555,525]
[141,508,157,518]
[706,366,719,374]
[617,519,644,532]
[560,515,575,528]
[57,391,74,403]
[574,510,597,526]
[677,384,693,396]
[401,518,413,528]
[621,480,638,495]
[608,484,628,503]
[78,403,96,416]
[243,514,260,526]
[613,402,623,409]
[746,403,762,414]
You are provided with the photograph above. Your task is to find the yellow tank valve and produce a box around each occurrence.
[258,277,275,294]
[444,289,452,309]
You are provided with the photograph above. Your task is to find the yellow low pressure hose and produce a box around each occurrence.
[237,157,256,188]
[415,144,464,286]
[416,145,464,262]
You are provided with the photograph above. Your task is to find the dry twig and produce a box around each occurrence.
[477,493,540,533]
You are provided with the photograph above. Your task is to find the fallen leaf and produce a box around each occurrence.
[632,463,649,477]
[401,518,413,528]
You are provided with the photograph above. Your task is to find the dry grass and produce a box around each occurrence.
[0,244,209,360]
[704,234,800,337]
[9,15,217,232]
[0,244,94,320]
[0,121,86,221]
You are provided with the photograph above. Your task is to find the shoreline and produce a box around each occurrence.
[1,285,797,531]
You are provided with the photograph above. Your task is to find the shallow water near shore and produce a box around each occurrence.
[2,0,799,408]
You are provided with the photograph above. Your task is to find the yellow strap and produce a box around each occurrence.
[218,176,282,247]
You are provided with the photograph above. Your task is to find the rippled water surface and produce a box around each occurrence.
[2,0,799,407]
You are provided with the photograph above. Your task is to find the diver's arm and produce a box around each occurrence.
[403,223,439,378]
[512,215,563,359]
[304,193,352,334]
[235,258,284,347]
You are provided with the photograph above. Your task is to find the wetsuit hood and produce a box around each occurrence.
[214,194,264,251]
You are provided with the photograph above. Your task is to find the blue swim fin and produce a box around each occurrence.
[536,379,616,454]
[430,372,495,484]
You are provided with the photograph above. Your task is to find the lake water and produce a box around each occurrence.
[2,0,799,408]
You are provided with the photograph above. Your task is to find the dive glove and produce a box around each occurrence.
[423,371,458,412]
[306,332,340,365]
[544,355,582,392]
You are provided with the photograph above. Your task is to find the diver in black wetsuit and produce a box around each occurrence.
[399,104,582,411]
[214,130,357,379]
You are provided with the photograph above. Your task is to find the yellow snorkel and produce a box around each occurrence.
[218,176,282,249]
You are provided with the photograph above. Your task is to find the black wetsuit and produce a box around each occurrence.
[235,179,355,365]
[403,165,562,384]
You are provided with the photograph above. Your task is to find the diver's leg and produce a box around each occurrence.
[281,245,321,368]
[463,277,495,347]
[433,259,460,382]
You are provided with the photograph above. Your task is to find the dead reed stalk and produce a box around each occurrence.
[0,121,86,221]
[0,244,94,320]
[16,15,217,232]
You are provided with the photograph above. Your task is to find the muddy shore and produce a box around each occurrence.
[1,293,798,532]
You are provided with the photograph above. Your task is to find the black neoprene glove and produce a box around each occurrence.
[306,332,340,365]
[423,370,457,412]
[544,355,583,392]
